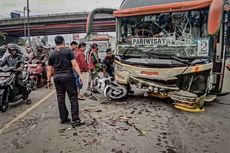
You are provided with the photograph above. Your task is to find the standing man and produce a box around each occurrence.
[87,43,100,91]
[75,42,88,100]
[47,36,83,125]
[102,48,115,79]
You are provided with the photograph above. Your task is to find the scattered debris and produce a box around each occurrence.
[84,108,94,112]
[82,138,98,146]
[124,120,146,136]
[59,128,66,133]
[145,109,152,113]
[42,148,49,153]
[115,150,123,153]
[11,139,24,149]
[73,132,78,136]
[84,92,92,97]
[111,149,123,153]
[109,120,117,126]
[120,115,132,120]
[96,109,102,113]
[130,110,135,114]
[89,95,98,100]
[116,126,129,131]
[161,132,168,136]
[166,148,176,153]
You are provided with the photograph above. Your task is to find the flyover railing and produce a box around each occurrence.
[0,12,115,26]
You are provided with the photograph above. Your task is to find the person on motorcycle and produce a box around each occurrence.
[0,43,29,99]
[35,44,48,63]
[35,44,48,83]
[0,45,7,59]
[24,45,35,62]
[102,48,115,79]
[87,43,100,91]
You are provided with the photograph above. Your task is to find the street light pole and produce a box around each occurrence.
[26,0,30,45]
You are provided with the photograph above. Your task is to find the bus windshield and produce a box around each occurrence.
[117,9,210,57]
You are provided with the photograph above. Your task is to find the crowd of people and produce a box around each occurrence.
[70,39,115,100]
[47,36,115,126]
[0,35,115,125]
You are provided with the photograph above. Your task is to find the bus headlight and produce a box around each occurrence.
[154,87,159,93]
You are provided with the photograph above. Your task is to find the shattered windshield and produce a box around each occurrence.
[117,9,210,57]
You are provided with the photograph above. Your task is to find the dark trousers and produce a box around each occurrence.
[54,73,79,122]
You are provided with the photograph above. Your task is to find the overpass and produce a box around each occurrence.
[0,12,116,37]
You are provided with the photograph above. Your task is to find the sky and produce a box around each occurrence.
[0,0,123,18]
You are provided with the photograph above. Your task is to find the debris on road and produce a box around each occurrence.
[96,109,102,113]
[124,120,146,136]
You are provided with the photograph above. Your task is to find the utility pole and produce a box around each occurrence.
[26,0,30,45]
[23,7,26,38]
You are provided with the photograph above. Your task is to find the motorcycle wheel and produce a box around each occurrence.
[0,92,8,112]
[29,80,34,89]
[26,99,32,105]
[107,84,128,100]
[33,80,38,90]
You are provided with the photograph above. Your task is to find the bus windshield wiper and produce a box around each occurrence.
[122,47,130,58]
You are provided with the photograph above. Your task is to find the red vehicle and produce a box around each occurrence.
[28,60,45,89]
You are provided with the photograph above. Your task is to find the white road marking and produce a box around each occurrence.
[0,90,55,134]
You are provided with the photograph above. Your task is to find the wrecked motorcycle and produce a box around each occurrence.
[94,77,128,100]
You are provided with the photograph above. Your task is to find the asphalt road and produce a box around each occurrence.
[0,87,230,153]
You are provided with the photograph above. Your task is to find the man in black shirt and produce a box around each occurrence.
[102,48,115,78]
[47,36,83,125]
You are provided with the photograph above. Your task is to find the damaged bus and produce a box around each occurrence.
[112,0,230,112]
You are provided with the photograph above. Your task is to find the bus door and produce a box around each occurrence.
[219,8,230,93]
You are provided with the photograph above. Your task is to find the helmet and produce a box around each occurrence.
[37,43,44,49]
[7,43,20,53]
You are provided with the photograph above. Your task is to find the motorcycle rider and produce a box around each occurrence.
[24,45,35,62]
[0,45,7,59]
[35,44,48,62]
[0,43,29,100]
[35,44,48,82]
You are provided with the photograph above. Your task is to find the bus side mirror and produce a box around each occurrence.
[208,0,224,36]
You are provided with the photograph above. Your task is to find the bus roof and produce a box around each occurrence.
[120,0,202,9]
[114,0,212,17]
